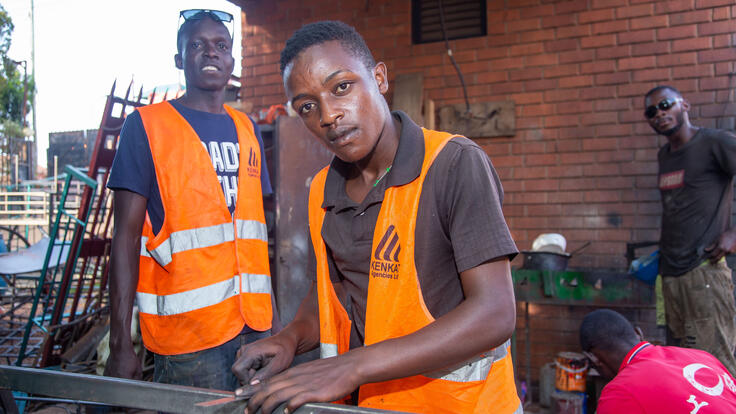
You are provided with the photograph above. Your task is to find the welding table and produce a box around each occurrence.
[0,365,403,414]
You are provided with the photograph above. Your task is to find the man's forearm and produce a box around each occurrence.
[108,233,140,349]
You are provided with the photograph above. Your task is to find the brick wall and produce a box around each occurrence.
[238,0,736,270]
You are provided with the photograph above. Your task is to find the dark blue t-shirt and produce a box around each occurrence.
[107,100,272,234]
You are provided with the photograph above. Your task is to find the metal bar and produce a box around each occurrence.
[0,366,402,414]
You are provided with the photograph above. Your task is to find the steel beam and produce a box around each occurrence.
[0,365,402,413]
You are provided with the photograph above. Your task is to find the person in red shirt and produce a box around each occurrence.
[580,309,736,414]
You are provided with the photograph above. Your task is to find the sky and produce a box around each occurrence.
[3,0,243,171]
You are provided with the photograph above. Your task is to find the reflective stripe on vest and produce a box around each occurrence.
[137,273,271,316]
[320,343,338,359]
[316,340,512,383]
[140,236,151,258]
[424,340,510,382]
[147,220,267,267]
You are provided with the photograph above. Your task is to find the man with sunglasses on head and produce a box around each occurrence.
[644,85,736,376]
[580,309,736,414]
[105,9,277,390]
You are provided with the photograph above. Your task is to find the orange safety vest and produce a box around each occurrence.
[308,129,521,414]
[135,102,272,355]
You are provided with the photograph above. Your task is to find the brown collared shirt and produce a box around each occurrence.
[308,111,518,348]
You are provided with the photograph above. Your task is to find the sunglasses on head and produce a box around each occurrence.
[644,98,679,119]
[179,9,234,23]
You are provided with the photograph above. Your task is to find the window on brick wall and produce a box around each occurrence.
[411,0,487,44]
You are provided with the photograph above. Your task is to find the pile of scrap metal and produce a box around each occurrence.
[0,81,147,374]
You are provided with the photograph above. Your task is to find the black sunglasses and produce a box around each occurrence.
[179,9,234,23]
[644,98,678,119]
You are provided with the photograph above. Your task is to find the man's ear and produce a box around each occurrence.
[681,98,690,112]
[175,53,183,70]
[373,62,389,94]
[634,326,645,342]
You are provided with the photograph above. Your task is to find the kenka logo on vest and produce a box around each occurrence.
[371,225,401,280]
[247,147,260,178]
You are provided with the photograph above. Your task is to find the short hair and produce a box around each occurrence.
[279,20,376,75]
[645,85,682,101]
[177,12,229,55]
[579,309,639,353]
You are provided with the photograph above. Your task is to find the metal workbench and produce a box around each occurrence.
[0,365,403,414]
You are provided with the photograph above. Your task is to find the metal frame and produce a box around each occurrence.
[0,366,403,414]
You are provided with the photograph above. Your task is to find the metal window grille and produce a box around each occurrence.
[412,0,487,44]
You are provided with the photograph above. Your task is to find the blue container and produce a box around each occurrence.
[629,250,659,285]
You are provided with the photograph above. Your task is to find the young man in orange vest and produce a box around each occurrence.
[232,21,521,414]
[105,10,276,390]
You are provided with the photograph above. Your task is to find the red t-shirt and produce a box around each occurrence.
[598,342,736,414]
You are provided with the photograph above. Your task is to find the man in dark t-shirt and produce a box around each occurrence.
[644,85,736,376]
[104,10,277,391]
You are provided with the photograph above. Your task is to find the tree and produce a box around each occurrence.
[0,4,35,185]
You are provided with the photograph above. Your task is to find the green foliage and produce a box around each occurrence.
[0,4,33,129]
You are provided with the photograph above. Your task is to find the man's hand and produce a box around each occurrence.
[238,352,362,414]
[706,228,736,263]
[232,333,298,394]
[104,344,142,380]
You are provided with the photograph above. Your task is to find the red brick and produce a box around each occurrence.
[523,104,555,117]
[618,29,656,44]
[655,0,696,14]
[658,24,698,40]
[579,86,617,100]
[657,52,697,66]
[556,101,594,114]
[581,112,619,125]
[581,34,616,49]
[555,0,590,14]
[595,71,632,85]
[526,54,559,67]
[548,191,584,204]
[510,42,545,56]
[525,4,556,18]
[544,64,579,78]
[593,20,629,34]
[545,38,579,53]
[559,49,596,63]
[558,25,592,39]
[700,76,731,90]
[616,4,654,18]
[673,64,714,78]
[619,56,657,70]
[695,0,733,8]
[545,88,581,102]
[713,6,730,20]
[525,79,559,91]
[522,29,557,43]
[699,20,736,36]
[526,154,558,166]
[558,75,593,88]
[477,71,508,84]
[545,115,580,127]
[632,42,670,57]
[596,124,634,137]
[510,67,544,81]
[581,60,616,74]
[511,92,544,104]
[715,62,735,76]
[542,14,577,28]
[596,45,632,59]
[634,68,669,82]
[698,47,736,63]
[592,0,628,8]
[630,15,669,30]
[714,34,731,48]
[477,47,509,60]
[669,9,711,25]
[579,8,615,24]
[672,37,712,52]
[508,17,542,33]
